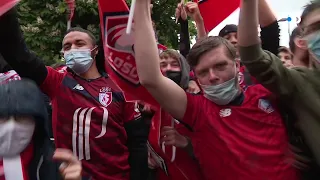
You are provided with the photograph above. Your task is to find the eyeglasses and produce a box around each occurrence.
[301,21,320,38]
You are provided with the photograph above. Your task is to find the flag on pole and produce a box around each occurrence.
[65,0,75,29]
[97,0,166,107]
[0,0,20,16]
[195,0,240,32]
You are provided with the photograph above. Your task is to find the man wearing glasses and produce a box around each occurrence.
[237,0,320,178]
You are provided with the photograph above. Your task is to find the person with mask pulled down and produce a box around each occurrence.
[0,79,81,180]
[238,0,320,174]
[144,49,204,180]
[132,0,299,179]
[0,8,149,180]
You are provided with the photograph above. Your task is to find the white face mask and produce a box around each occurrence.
[64,48,94,74]
[0,116,35,157]
[200,65,240,105]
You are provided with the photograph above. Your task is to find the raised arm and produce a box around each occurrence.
[238,0,299,96]
[0,8,48,85]
[134,0,187,120]
[185,2,206,40]
[259,0,280,55]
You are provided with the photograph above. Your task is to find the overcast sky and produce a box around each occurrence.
[208,0,312,47]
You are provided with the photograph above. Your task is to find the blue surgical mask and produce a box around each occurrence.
[64,49,94,74]
[307,32,320,63]
[200,66,240,105]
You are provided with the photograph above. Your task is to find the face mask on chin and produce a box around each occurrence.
[200,65,240,105]
[0,117,35,157]
[165,70,182,86]
[64,48,96,75]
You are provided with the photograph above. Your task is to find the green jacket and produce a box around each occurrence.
[239,44,320,166]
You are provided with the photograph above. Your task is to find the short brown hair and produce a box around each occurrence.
[278,46,293,59]
[160,49,180,62]
[187,36,236,68]
[300,1,320,27]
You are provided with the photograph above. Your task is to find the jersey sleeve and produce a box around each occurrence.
[123,102,142,123]
[181,92,202,128]
[40,67,65,99]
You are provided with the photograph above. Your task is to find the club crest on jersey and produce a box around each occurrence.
[258,99,274,113]
[219,108,231,117]
[99,91,112,107]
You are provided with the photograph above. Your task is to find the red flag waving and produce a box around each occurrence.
[97,0,166,107]
[196,0,240,31]
[0,0,20,16]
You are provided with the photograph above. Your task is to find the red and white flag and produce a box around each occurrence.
[97,0,166,107]
[195,0,240,32]
[65,0,75,29]
[0,0,20,16]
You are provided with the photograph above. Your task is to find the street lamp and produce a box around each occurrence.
[278,16,292,37]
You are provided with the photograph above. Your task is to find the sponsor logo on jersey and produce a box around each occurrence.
[73,84,84,91]
[258,99,274,113]
[219,108,232,117]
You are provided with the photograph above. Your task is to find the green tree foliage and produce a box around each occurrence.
[17,0,196,65]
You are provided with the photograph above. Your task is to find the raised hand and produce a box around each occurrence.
[175,3,187,21]
[184,2,202,22]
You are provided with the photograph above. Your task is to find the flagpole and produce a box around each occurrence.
[126,0,136,34]
[67,20,71,30]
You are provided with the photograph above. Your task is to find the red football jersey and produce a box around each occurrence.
[148,110,204,180]
[40,67,140,180]
[182,85,300,180]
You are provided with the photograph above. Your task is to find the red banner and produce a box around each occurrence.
[0,0,20,16]
[196,0,240,31]
[97,0,166,107]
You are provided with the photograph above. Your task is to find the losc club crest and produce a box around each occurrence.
[99,91,112,107]
[104,13,139,85]
[258,99,274,114]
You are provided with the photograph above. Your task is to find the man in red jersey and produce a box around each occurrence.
[0,8,149,180]
[132,0,299,179]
